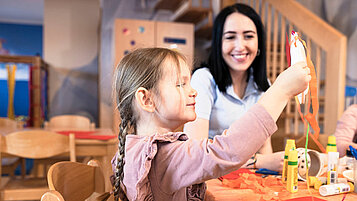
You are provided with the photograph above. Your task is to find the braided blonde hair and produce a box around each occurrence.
[113,48,186,201]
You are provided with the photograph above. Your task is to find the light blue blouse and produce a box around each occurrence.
[191,68,265,139]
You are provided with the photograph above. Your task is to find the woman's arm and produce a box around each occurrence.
[335,104,357,157]
[184,118,209,140]
[258,136,273,154]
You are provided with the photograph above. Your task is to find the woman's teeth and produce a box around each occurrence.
[232,54,247,59]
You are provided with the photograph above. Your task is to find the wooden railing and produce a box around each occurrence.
[222,0,347,138]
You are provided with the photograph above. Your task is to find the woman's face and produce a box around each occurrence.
[221,12,258,73]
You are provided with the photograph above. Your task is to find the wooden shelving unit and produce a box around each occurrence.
[0,55,48,127]
[154,0,213,40]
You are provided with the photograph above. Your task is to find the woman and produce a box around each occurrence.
[184,3,284,172]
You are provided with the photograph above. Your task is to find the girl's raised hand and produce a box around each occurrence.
[274,61,311,98]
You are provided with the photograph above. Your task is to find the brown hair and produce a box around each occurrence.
[113,47,186,201]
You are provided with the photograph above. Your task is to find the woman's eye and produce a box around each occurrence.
[244,35,254,39]
[224,36,235,40]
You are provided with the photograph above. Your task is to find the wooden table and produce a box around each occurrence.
[0,128,118,191]
[206,178,357,201]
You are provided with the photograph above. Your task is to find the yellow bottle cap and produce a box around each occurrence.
[284,139,296,158]
[308,176,317,186]
[314,180,322,190]
[288,149,298,163]
[327,135,337,152]
[327,135,336,144]
[348,182,354,192]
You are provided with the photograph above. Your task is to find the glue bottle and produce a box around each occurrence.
[287,148,298,193]
[282,139,296,183]
[319,182,354,196]
[326,135,337,153]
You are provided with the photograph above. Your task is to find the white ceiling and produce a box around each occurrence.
[0,0,44,25]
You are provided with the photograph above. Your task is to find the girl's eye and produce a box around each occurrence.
[176,83,186,87]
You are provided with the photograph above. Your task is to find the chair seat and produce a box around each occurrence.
[1,176,48,200]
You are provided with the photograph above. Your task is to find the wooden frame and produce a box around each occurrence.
[0,55,48,128]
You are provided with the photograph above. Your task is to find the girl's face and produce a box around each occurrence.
[221,12,258,73]
[153,57,197,129]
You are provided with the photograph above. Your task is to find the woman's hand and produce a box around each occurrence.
[255,151,285,172]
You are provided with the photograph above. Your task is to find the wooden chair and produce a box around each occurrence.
[0,130,76,200]
[44,115,95,130]
[41,160,110,201]
[0,118,21,129]
[0,117,24,178]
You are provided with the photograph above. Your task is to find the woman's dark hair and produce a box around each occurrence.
[203,3,269,93]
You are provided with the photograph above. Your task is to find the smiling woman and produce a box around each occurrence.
[184,3,285,173]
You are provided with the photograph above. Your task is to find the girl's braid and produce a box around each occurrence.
[114,107,136,201]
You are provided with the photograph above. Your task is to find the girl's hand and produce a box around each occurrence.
[274,61,311,99]
[255,151,285,172]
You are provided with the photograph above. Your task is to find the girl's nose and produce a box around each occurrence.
[190,87,197,98]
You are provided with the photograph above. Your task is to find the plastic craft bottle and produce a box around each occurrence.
[327,151,339,184]
[326,135,339,185]
[309,176,347,190]
[326,135,337,153]
[287,148,298,193]
[282,139,296,183]
[319,182,354,196]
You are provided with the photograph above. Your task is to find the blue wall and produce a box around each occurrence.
[0,23,43,118]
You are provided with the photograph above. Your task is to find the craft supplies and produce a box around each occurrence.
[283,139,296,183]
[287,149,298,193]
[327,151,339,184]
[349,145,357,159]
[309,176,347,190]
[290,31,308,104]
[319,182,354,196]
[255,168,279,175]
[326,136,337,153]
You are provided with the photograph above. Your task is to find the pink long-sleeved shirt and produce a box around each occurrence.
[112,104,277,200]
[335,104,357,157]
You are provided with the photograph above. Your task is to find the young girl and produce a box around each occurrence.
[112,47,310,201]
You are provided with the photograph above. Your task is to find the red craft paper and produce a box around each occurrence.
[221,168,255,180]
[284,196,326,201]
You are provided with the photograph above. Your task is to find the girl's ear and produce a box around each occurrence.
[135,87,155,113]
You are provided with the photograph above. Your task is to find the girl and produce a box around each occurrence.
[112,47,310,200]
[184,3,284,172]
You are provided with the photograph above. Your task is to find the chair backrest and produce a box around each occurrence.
[44,115,95,130]
[0,117,21,129]
[43,160,105,201]
[0,130,76,161]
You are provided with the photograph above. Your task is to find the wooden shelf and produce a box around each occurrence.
[0,55,39,64]
[154,0,184,11]
[170,1,211,24]
[195,11,213,39]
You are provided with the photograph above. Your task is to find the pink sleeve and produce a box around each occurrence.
[152,103,277,193]
[335,104,357,156]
